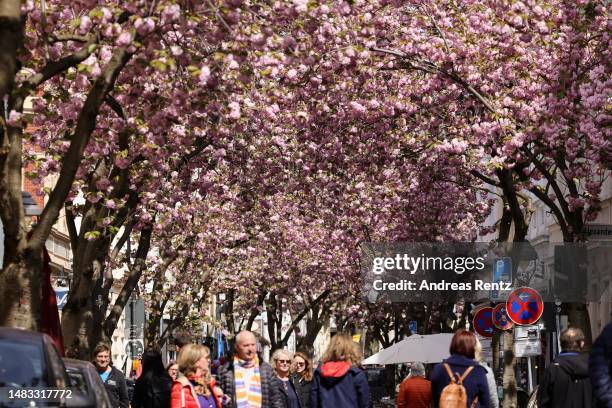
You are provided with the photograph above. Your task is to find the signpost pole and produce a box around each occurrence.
[527,357,533,394]
[554,301,562,358]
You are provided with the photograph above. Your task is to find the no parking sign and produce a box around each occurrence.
[492,303,514,330]
[473,307,494,337]
[506,287,543,325]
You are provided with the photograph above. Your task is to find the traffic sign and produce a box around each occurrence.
[491,257,512,301]
[492,303,514,330]
[473,307,494,337]
[55,288,68,310]
[506,287,544,325]
[514,325,542,357]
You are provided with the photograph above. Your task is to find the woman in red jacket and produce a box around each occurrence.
[171,344,227,408]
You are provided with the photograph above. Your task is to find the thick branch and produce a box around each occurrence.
[65,203,79,255]
[522,149,572,220]
[29,46,132,251]
[246,290,267,331]
[280,290,330,347]
[103,225,153,337]
[49,34,90,43]
[470,169,501,188]
[109,219,135,263]
[371,47,496,114]
[16,36,97,108]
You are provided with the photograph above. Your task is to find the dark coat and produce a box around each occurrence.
[102,366,130,408]
[310,362,371,408]
[430,354,490,408]
[216,360,284,408]
[538,352,593,408]
[132,373,173,408]
[293,374,312,408]
[590,322,612,408]
[276,376,301,408]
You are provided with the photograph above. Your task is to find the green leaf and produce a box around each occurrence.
[150,59,167,72]
[84,230,101,241]
[89,9,104,19]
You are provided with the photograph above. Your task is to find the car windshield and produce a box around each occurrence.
[0,339,46,387]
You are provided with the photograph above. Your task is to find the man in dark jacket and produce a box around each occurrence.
[93,343,129,408]
[217,331,284,408]
[538,327,593,408]
[590,321,612,408]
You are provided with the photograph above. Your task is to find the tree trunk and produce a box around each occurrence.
[0,0,21,100]
[0,255,43,330]
[502,331,517,408]
[492,331,501,381]
[61,254,107,359]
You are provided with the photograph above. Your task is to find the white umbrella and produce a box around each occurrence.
[362,333,454,365]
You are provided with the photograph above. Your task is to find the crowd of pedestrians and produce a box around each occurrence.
[90,330,370,408]
[88,321,612,408]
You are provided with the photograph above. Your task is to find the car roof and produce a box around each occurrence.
[0,327,46,344]
[63,358,96,370]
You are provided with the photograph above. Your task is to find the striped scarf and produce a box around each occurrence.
[234,356,262,408]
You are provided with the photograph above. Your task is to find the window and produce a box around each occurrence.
[0,339,45,387]
[45,236,71,259]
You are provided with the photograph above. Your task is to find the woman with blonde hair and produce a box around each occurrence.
[272,349,301,408]
[170,344,228,408]
[310,333,370,408]
[292,352,313,408]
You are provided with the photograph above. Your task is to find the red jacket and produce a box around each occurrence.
[170,376,223,408]
[396,376,432,408]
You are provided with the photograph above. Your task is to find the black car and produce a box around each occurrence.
[64,358,112,408]
[0,327,90,407]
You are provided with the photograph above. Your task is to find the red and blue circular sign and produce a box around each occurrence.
[493,303,514,330]
[506,287,543,325]
[473,307,494,337]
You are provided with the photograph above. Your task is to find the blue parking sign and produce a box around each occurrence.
[55,288,68,310]
[491,257,512,301]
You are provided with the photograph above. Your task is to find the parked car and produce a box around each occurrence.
[64,358,112,408]
[0,327,91,407]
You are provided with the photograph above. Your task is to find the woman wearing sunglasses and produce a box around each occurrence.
[292,352,313,408]
[272,349,301,408]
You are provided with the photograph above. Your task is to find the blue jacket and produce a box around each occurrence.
[310,362,371,408]
[431,354,490,408]
[590,322,612,408]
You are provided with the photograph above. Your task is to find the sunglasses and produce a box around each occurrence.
[277,359,291,364]
[295,362,306,367]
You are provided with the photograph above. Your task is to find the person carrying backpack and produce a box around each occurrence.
[431,330,490,408]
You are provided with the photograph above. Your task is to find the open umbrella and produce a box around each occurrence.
[362,333,454,365]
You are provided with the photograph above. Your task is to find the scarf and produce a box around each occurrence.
[234,355,262,408]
